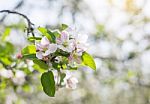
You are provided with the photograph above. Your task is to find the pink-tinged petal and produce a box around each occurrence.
[77,43,87,52]
[61,31,69,42]
[48,44,57,53]
[43,44,57,56]
[76,57,82,64]
[69,39,76,50]
[43,50,50,56]
[36,51,43,59]
[68,54,73,61]
[35,41,43,51]
[41,36,50,47]
[66,27,77,38]
[65,77,78,89]
[56,37,62,44]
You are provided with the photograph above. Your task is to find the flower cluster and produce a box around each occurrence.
[35,28,88,64]
[34,28,88,89]
[21,25,96,97]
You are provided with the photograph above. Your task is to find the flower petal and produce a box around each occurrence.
[61,31,69,42]
[36,51,43,59]
[41,36,50,47]
[43,44,57,56]
[35,41,43,51]
[56,37,62,44]
[65,77,78,89]
[48,44,57,53]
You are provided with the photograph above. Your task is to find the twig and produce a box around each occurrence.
[0,10,34,36]
[94,55,122,62]
[0,0,24,23]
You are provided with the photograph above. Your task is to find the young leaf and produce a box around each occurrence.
[28,37,41,41]
[21,45,36,55]
[22,54,36,60]
[81,52,96,70]
[60,24,68,31]
[0,57,12,65]
[52,62,61,69]
[68,66,78,70]
[41,71,55,97]
[33,59,48,70]
[21,45,36,60]
[38,27,56,43]
[2,28,11,41]
[0,42,14,56]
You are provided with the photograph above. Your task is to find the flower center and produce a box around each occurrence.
[63,41,68,47]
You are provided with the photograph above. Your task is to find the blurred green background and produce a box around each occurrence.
[0,0,150,104]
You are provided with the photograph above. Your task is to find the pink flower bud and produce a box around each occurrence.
[16,52,22,59]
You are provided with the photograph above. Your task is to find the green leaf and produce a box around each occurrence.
[55,49,70,57]
[81,52,96,70]
[2,28,11,41]
[41,71,55,97]
[22,54,36,60]
[38,27,47,34]
[52,62,61,69]
[60,24,68,31]
[53,31,61,38]
[28,37,41,41]
[0,42,14,56]
[33,59,48,70]
[38,27,56,43]
[0,57,12,65]
[68,66,78,70]
[21,45,36,60]
[21,45,36,55]
[32,64,45,73]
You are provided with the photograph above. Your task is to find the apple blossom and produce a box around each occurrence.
[35,36,57,60]
[62,28,88,56]
[64,75,78,89]
[74,34,88,56]
[20,25,96,97]
[12,70,26,85]
[0,69,13,78]
[56,31,75,52]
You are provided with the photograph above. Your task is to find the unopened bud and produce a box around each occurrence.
[16,52,22,59]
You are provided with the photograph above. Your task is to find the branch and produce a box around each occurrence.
[0,0,24,23]
[93,55,123,62]
[0,10,34,36]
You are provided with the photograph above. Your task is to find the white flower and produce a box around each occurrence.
[56,31,75,52]
[35,36,57,59]
[35,36,49,51]
[64,72,78,89]
[12,70,26,85]
[74,34,88,55]
[68,53,81,65]
[0,69,13,78]
[64,28,88,55]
